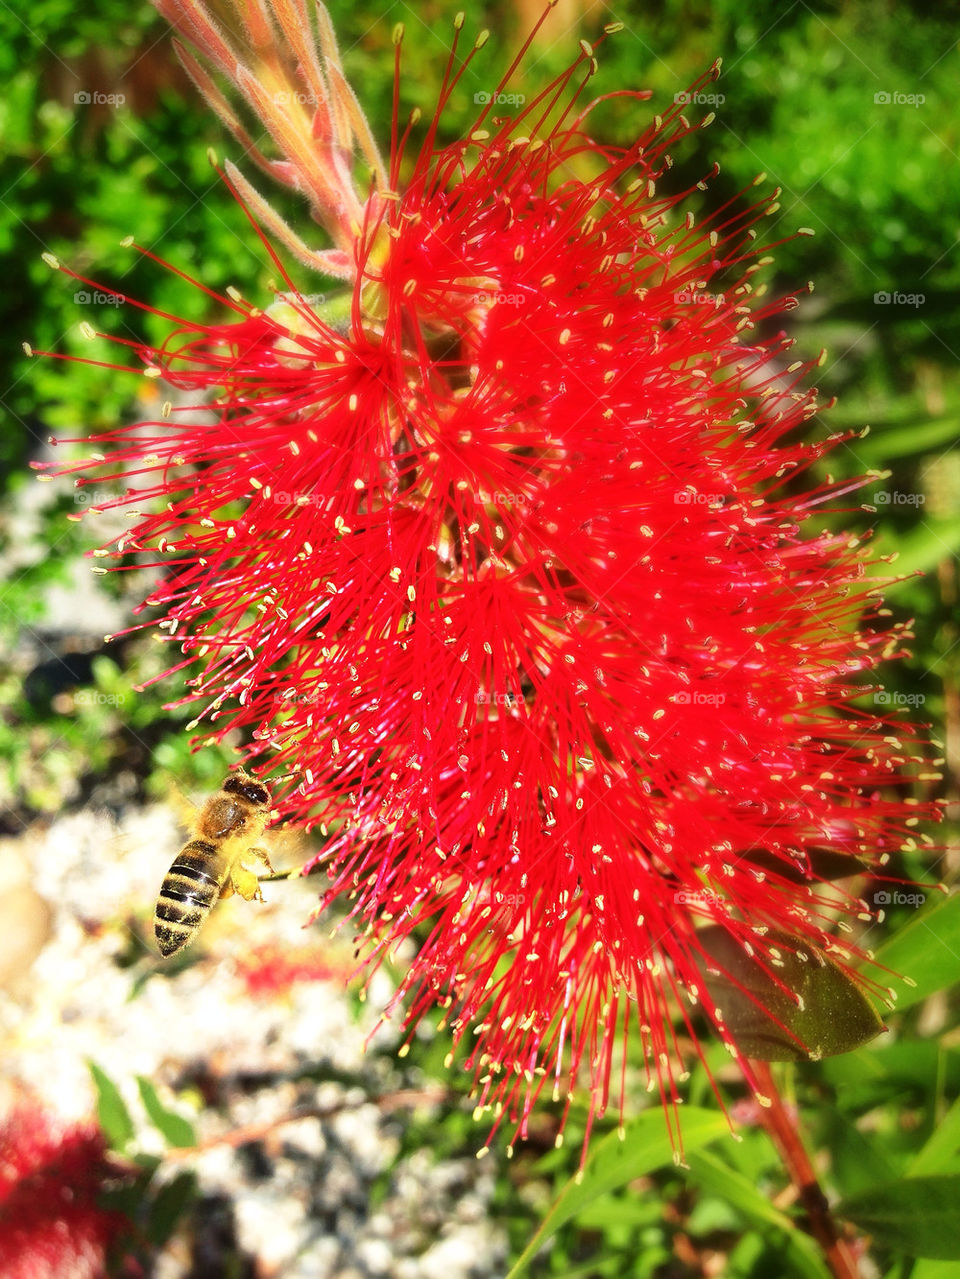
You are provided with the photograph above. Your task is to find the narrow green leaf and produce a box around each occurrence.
[136,1076,196,1149]
[148,1170,198,1246]
[823,1106,899,1195]
[686,1150,830,1279]
[837,1175,960,1259]
[908,1092,960,1177]
[88,1060,135,1151]
[872,893,960,1012]
[505,1108,729,1278]
[875,519,960,586]
[697,927,884,1061]
[894,1261,960,1279]
[856,416,960,463]
[547,1259,629,1279]
[99,1171,155,1221]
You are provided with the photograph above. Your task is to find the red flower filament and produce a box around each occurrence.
[0,1104,134,1279]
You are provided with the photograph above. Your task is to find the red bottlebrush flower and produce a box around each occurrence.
[36,3,940,1155]
[0,1103,135,1278]
[235,942,353,998]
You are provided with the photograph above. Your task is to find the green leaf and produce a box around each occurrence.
[505,1108,729,1278]
[836,1175,960,1259]
[88,1060,135,1151]
[818,1039,960,1111]
[685,1150,830,1279]
[877,519,960,586]
[696,927,884,1061]
[823,1106,899,1195]
[98,1167,156,1222]
[896,1262,960,1279]
[872,892,960,1012]
[857,415,960,463]
[908,1093,960,1177]
[147,1170,198,1247]
[136,1076,196,1149]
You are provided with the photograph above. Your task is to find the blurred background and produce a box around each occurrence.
[1,2,958,1276]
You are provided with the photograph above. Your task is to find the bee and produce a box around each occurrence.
[154,769,282,958]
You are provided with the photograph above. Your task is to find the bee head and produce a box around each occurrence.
[224,773,270,806]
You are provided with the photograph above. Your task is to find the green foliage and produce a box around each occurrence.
[506,1109,730,1277]
[88,1059,201,1258]
[145,1170,200,1248]
[136,1075,197,1148]
[836,1175,960,1260]
[89,1058,136,1151]
[684,1150,830,1279]
[873,892,960,1012]
[91,1058,197,1154]
[907,1093,960,1177]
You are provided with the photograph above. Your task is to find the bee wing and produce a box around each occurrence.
[163,779,201,833]
[256,821,309,881]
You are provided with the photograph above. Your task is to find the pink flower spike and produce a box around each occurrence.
[155,0,387,265]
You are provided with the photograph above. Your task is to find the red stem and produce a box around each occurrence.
[751,1060,861,1279]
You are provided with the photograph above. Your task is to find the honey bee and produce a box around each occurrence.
[154,769,282,957]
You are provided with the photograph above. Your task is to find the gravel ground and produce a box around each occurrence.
[0,800,509,1277]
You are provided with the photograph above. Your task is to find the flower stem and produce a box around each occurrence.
[751,1060,861,1279]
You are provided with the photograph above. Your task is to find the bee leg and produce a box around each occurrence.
[232,848,275,902]
[229,864,261,901]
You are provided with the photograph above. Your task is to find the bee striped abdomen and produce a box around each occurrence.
[154,839,230,957]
